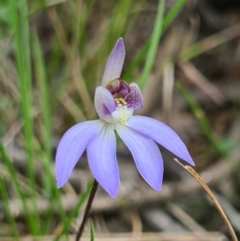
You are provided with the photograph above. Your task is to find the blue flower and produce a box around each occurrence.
[55,38,195,197]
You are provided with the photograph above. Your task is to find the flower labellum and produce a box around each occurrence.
[55,38,195,197]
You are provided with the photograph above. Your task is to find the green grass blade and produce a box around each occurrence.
[123,41,150,80]
[162,0,187,30]
[138,0,165,90]
[32,33,53,196]
[177,83,228,156]
[108,0,132,42]
[9,0,40,234]
[69,0,96,55]
[32,139,68,235]
[0,142,40,234]
[124,0,186,83]
[89,218,95,241]
[0,174,19,239]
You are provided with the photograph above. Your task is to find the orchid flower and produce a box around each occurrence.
[55,38,195,197]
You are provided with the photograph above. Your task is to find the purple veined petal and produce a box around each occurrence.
[126,116,195,166]
[95,86,116,123]
[87,124,119,197]
[115,124,163,191]
[55,120,104,188]
[102,38,125,87]
[125,83,143,110]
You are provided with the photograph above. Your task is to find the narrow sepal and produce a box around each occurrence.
[102,38,125,86]
[55,120,103,187]
[116,124,163,190]
[87,124,119,197]
[126,116,195,166]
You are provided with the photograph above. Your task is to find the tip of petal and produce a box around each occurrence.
[102,37,126,86]
[93,176,119,198]
[149,182,163,191]
[55,168,68,189]
[107,188,118,198]
[56,181,63,189]
[189,158,195,166]
[96,175,119,198]
[181,154,195,166]
[115,37,125,52]
[56,174,67,189]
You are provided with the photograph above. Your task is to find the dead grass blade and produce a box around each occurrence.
[174,158,238,241]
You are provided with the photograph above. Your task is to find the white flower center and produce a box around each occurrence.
[111,97,133,125]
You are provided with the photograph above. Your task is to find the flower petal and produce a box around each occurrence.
[125,83,143,109]
[126,116,195,166]
[87,124,119,197]
[94,86,116,123]
[102,38,125,87]
[116,124,163,190]
[55,120,104,188]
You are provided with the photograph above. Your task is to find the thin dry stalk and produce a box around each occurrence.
[58,90,86,122]
[174,158,238,241]
[162,62,174,121]
[179,61,226,105]
[179,23,240,62]
[47,7,94,119]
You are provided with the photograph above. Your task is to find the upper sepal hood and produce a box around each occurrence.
[101,38,125,87]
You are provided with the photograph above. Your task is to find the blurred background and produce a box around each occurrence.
[0,0,240,240]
